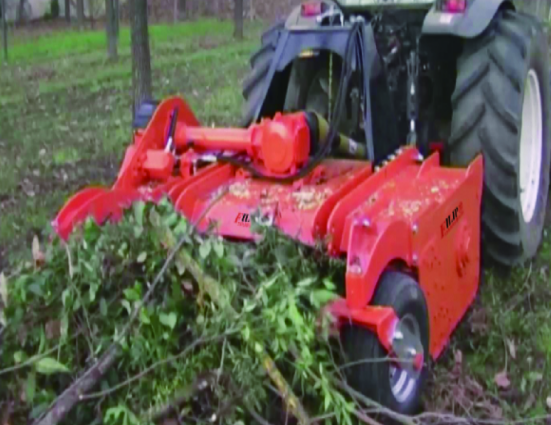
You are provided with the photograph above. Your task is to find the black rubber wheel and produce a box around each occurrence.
[340,271,429,415]
[133,99,160,130]
[449,10,551,266]
[241,20,285,127]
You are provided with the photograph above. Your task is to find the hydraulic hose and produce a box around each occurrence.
[219,21,365,182]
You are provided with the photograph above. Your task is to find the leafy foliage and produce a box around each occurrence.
[0,200,354,424]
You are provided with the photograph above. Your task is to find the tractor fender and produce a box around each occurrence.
[422,0,515,38]
[344,219,413,310]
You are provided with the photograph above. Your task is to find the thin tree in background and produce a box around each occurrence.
[234,0,243,39]
[1,0,7,61]
[105,0,118,60]
[130,0,153,119]
[65,0,70,22]
[77,0,84,28]
[18,0,24,23]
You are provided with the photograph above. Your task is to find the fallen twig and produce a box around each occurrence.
[80,332,235,400]
[33,346,120,425]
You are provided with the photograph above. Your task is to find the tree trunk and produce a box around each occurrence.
[17,0,25,24]
[178,0,186,19]
[105,0,118,60]
[89,0,95,29]
[1,0,7,62]
[234,0,243,39]
[114,0,120,37]
[173,0,178,24]
[76,0,84,28]
[130,0,153,120]
[65,0,70,22]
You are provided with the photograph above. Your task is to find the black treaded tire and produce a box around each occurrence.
[241,20,285,127]
[449,10,551,266]
[340,271,429,415]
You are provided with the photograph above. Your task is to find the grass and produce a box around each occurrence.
[0,17,550,422]
[0,19,262,267]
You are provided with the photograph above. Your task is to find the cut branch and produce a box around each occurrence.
[157,225,311,425]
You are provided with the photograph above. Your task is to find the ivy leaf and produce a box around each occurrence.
[159,312,178,330]
[199,241,212,259]
[35,357,70,375]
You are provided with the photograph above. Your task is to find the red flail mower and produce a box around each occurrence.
[53,97,484,413]
[51,0,551,413]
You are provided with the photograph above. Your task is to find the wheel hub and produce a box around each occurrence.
[519,69,543,223]
[389,314,424,403]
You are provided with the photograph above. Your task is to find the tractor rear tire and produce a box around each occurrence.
[340,271,429,415]
[449,10,551,266]
[241,20,285,127]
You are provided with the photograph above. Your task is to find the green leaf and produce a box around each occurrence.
[26,371,36,403]
[137,252,147,264]
[35,357,70,375]
[140,308,151,325]
[89,283,98,302]
[133,201,146,227]
[13,351,26,364]
[324,390,332,411]
[214,241,224,258]
[322,278,336,291]
[100,298,108,316]
[164,212,179,228]
[312,290,338,306]
[159,312,178,330]
[121,299,131,315]
[60,314,69,340]
[199,241,212,259]
[242,325,250,341]
[174,219,188,235]
[297,277,316,288]
[0,272,8,307]
[62,288,71,307]
[288,300,304,327]
[123,287,140,302]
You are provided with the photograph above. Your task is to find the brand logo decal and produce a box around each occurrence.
[235,212,251,228]
[441,202,464,238]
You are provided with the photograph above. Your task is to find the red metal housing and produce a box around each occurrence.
[53,97,483,360]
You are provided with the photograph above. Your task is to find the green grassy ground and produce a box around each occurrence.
[1,18,550,421]
[0,19,261,267]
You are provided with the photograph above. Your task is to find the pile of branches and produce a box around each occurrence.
[0,199,403,425]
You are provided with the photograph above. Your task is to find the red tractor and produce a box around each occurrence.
[54,0,550,415]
